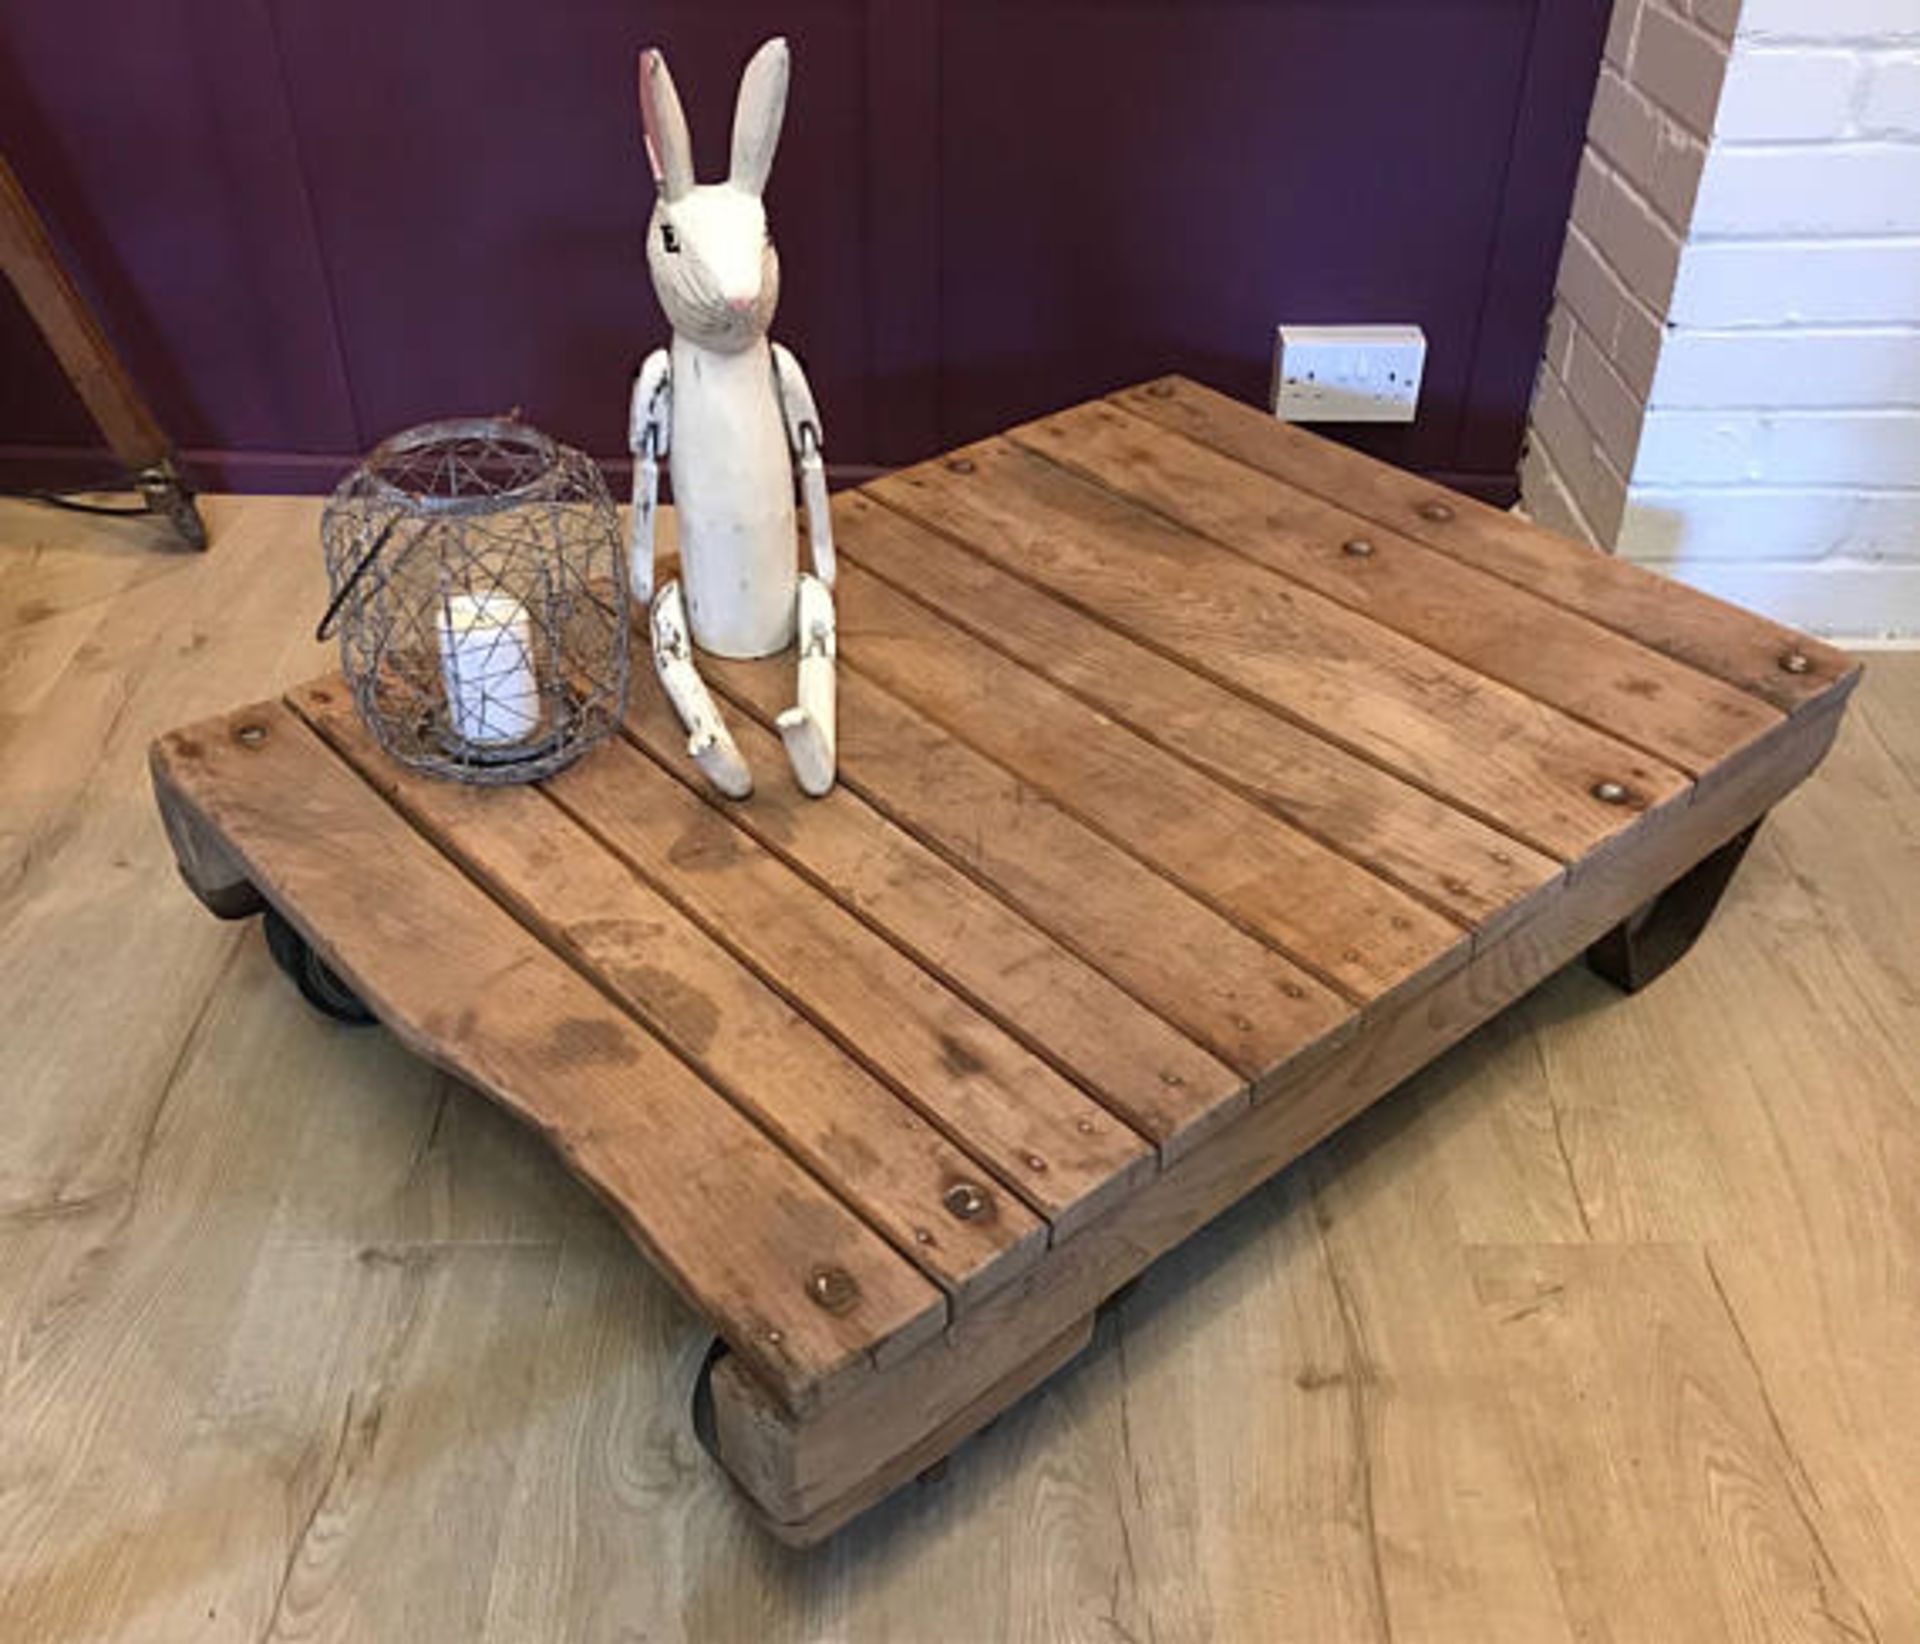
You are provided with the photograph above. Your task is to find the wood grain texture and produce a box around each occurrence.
[707,640,1356,1090]
[289,679,1048,1308]
[618,669,1246,1162]
[2,492,1907,1641]
[832,490,1563,937]
[541,731,1157,1240]
[1016,398,1784,776]
[1114,375,1860,717]
[814,561,1468,1004]
[150,700,945,1412]
[867,440,1690,861]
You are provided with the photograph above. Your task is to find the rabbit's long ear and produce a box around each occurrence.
[730,36,789,196]
[638,48,695,201]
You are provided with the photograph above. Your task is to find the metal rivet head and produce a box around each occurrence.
[1076,1118,1096,1134]
[1341,537,1375,558]
[1024,1153,1049,1173]
[1418,501,1455,524]
[1147,381,1175,399]
[943,1182,988,1221]
[1780,650,1812,676]
[764,1328,784,1346]
[913,1227,935,1245]
[1591,779,1631,805]
[806,1266,859,1313]
[947,457,977,475]
[235,723,267,747]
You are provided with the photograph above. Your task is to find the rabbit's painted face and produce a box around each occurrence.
[647,190,780,354]
[639,38,788,356]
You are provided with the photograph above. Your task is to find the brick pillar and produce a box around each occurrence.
[1521,0,1920,638]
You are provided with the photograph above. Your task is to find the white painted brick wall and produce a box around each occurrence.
[1522,0,1920,638]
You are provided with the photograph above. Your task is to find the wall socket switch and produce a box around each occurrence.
[1272,324,1426,423]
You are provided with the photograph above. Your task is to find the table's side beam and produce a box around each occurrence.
[617,676,1248,1163]
[829,493,1563,941]
[1113,376,1857,717]
[288,681,1050,1310]
[148,702,944,1415]
[867,443,1692,868]
[710,680,1854,1531]
[1015,398,1785,778]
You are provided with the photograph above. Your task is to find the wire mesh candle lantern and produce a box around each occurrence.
[319,417,630,783]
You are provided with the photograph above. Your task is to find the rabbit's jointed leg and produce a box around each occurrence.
[651,583,753,799]
[777,573,836,796]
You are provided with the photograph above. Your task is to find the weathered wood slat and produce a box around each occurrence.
[1015,399,1784,777]
[812,565,1467,1004]
[701,655,1355,1095]
[148,702,945,1413]
[1111,376,1858,716]
[619,676,1246,1162]
[867,443,1690,861]
[835,492,1563,938]
[289,680,1048,1307]
[541,734,1157,1239]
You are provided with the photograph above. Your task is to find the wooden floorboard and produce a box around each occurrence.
[3,492,1914,1641]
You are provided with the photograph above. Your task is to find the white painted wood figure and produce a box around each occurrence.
[628,35,837,798]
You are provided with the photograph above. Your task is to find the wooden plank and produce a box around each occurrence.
[834,491,1563,937]
[541,734,1157,1240]
[813,564,1467,1004]
[700,654,1356,1094]
[1113,376,1858,717]
[711,680,1851,1498]
[148,701,945,1414]
[866,442,1691,862]
[618,674,1246,1162]
[289,679,1048,1307]
[1016,398,1785,777]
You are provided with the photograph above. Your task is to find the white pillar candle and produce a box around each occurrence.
[437,591,541,747]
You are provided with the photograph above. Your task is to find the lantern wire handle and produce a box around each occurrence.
[315,518,401,641]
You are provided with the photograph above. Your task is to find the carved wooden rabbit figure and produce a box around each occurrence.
[627,35,837,799]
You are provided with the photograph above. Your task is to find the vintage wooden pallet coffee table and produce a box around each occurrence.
[150,378,1859,1543]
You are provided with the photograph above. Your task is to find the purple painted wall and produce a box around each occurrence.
[0,1,1609,497]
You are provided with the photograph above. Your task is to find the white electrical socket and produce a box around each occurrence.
[1272,324,1426,424]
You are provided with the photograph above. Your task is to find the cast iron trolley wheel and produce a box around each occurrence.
[262,906,377,1025]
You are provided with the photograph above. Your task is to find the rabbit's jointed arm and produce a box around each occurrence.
[627,350,673,607]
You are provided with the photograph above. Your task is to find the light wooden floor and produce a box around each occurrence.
[3,493,1917,1643]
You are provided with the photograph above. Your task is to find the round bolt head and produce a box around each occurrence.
[1341,537,1375,558]
[1591,779,1631,805]
[806,1265,860,1313]
[1780,650,1812,676]
[947,457,977,475]
[234,723,268,747]
[1418,501,1455,524]
[942,1182,988,1221]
